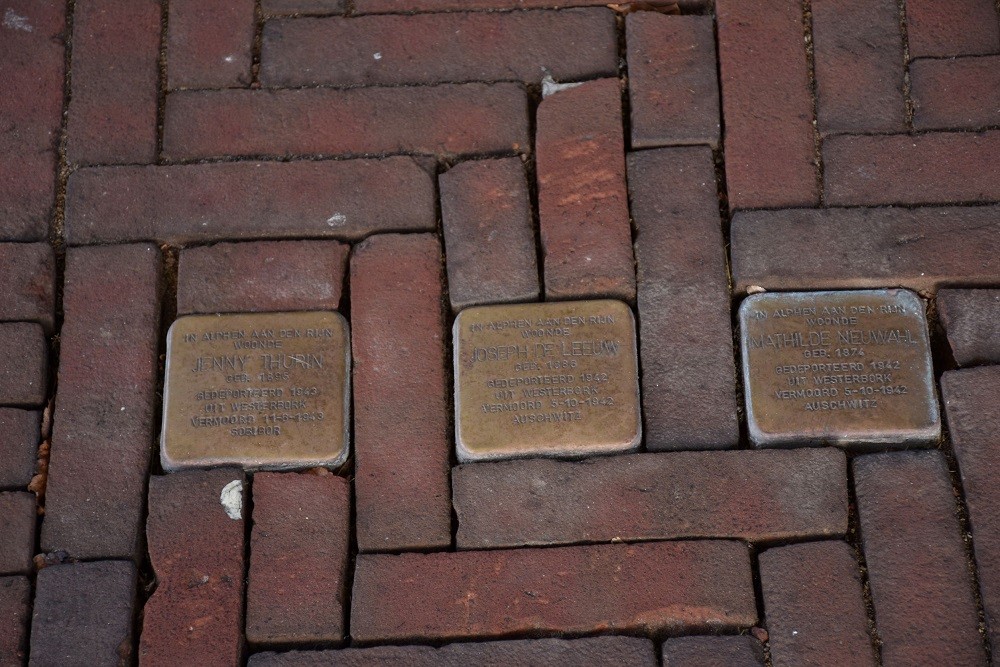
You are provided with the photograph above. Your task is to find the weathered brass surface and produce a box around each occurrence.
[739,289,940,447]
[161,311,350,470]
[454,300,641,461]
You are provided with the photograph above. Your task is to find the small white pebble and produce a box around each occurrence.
[373,52,382,60]
[220,480,243,520]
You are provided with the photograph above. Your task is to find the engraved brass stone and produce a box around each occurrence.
[454,299,641,461]
[161,311,350,471]
[739,289,940,447]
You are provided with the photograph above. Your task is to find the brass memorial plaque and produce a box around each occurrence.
[739,289,940,447]
[454,300,641,461]
[161,311,350,471]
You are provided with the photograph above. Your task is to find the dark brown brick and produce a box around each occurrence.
[911,56,1000,130]
[263,0,344,15]
[731,206,1000,295]
[168,0,254,88]
[40,244,162,560]
[942,366,1000,652]
[661,636,765,667]
[938,289,1000,366]
[0,409,39,489]
[355,0,704,10]
[164,84,529,160]
[0,492,34,575]
[440,158,539,311]
[30,561,137,666]
[66,0,160,165]
[759,541,875,666]
[626,14,720,149]
[0,576,30,665]
[261,9,616,87]
[825,131,1000,206]
[141,469,246,666]
[0,243,55,331]
[0,0,64,241]
[812,0,905,135]
[247,472,350,645]
[628,147,737,450]
[717,0,818,209]
[178,240,349,315]
[0,323,46,407]
[454,449,847,549]
[854,451,986,664]
[65,158,436,245]
[350,234,451,552]
[905,0,1000,57]
[536,78,635,301]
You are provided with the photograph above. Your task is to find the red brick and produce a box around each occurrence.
[164,84,529,160]
[853,451,986,664]
[717,0,818,209]
[0,243,55,331]
[30,561,137,666]
[731,206,1000,295]
[905,0,1000,57]
[352,540,755,643]
[453,449,847,549]
[812,0,906,135]
[168,0,254,88]
[661,636,765,667]
[178,240,349,315]
[0,492,34,575]
[0,0,64,241]
[354,0,703,11]
[911,56,1000,130]
[66,0,160,165]
[536,78,634,301]
[759,541,875,665]
[250,637,657,666]
[247,472,350,645]
[350,234,451,552]
[41,244,162,560]
[141,469,246,666]
[628,147,738,450]
[626,14,720,149]
[938,289,1000,366]
[0,409,39,489]
[0,577,30,665]
[440,158,539,311]
[261,9,616,87]
[824,131,1000,206]
[65,158,436,245]
[263,0,344,15]
[942,366,1000,652]
[0,323,46,407]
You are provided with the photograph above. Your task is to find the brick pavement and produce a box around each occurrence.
[1,0,998,663]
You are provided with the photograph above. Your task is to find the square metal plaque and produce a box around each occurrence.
[454,300,641,461]
[161,311,350,471]
[739,289,940,447]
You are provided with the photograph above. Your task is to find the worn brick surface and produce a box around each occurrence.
[0,0,64,241]
[440,158,539,311]
[0,409,38,489]
[911,56,1000,130]
[168,0,254,88]
[717,0,818,209]
[355,0,702,11]
[66,158,436,245]
[164,84,530,160]
[247,472,350,645]
[0,243,55,331]
[824,131,1000,206]
[41,244,162,560]
[178,240,350,315]
[351,234,451,552]
[0,492,34,575]
[141,469,246,666]
[536,78,635,302]
[0,323,46,407]
[905,0,1000,57]
[938,289,1000,366]
[812,0,906,135]
[942,366,1000,652]
[661,636,765,667]
[628,147,738,450]
[66,0,160,165]
[263,0,344,14]
[759,541,875,666]
[0,576,29,665]
[854,451,986,664]
[262,9,616,87]
[626,14,720,149]
[454,449,847,549]
[30,561,137,666]
[731,206,1000,295]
